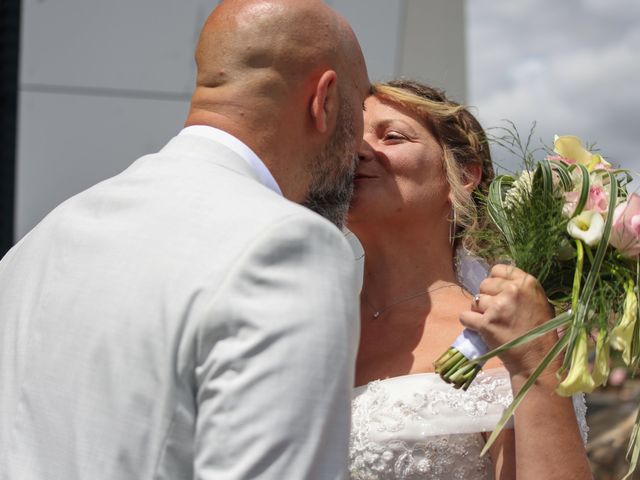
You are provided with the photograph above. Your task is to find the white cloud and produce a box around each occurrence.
[467,0,640,175]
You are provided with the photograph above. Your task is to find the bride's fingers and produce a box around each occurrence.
[478,278,504,296]
[459,310,486,331]
[489,264,525,281]
[480,272,541,297]
[471,293,486,313]
[478,277,516,296]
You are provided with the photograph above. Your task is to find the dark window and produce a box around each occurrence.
[0,0,20,257]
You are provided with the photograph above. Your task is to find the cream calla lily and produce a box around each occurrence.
[557,328,596,396]
[554,135,612,171]
[590,328,610,387]
[567,210,605,246]
[610,281,638,365]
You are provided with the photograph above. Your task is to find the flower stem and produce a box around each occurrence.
[562,239,585,372]
[572,239,584,313]
[434,348,480,389]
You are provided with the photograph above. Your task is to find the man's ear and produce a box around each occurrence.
[310,70,338,134]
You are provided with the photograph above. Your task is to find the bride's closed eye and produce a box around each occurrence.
[382,131,407,142]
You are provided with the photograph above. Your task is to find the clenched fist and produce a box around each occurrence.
[459,264,560,379]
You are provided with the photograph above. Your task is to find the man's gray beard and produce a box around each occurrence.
[302,102,357,230]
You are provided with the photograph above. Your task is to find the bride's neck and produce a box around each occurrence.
[354,224,458,303]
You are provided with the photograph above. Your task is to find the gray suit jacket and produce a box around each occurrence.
[0,133,360,479]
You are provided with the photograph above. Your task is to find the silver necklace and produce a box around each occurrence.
[363,282,459,319]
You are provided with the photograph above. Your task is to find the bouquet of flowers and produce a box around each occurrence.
[433,125,640,476]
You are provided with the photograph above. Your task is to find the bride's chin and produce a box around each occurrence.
[349,186,367,204]
[348,186,382,218]
[347,202,371,226]
[347,197,364,216]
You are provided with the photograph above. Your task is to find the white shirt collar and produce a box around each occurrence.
[179,125,282,196]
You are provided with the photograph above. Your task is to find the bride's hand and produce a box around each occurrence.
[458,264,559,379]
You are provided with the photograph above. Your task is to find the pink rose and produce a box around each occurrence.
[610,194,640,257]
[592,161,613,172]
[563,191,580,217]
[563,185,609,217]
[586,185,609,212]
[547,154,572,165]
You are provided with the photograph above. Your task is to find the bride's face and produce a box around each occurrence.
[348,96,450,227]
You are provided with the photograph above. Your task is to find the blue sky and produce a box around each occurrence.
[467,0,640,177]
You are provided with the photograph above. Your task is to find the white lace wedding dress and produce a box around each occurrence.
[349,368,588,479]
[346,244,588,480]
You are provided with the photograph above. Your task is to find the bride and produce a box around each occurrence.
[346,80,592,479]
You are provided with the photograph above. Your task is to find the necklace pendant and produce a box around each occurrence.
[372,311,381,319]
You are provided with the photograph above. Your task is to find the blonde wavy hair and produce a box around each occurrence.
[373,80,494,251]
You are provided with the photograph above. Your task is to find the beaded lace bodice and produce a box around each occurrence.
[349,368,588,480]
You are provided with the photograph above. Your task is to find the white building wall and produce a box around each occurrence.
[15,0,466,240]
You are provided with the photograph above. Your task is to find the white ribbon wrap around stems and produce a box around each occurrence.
[452,329,490,360]
[454,248,491,361]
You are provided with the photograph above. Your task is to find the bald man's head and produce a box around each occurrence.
[196,1,334,91]
[192,1,366,102]
[186,0,370,220]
